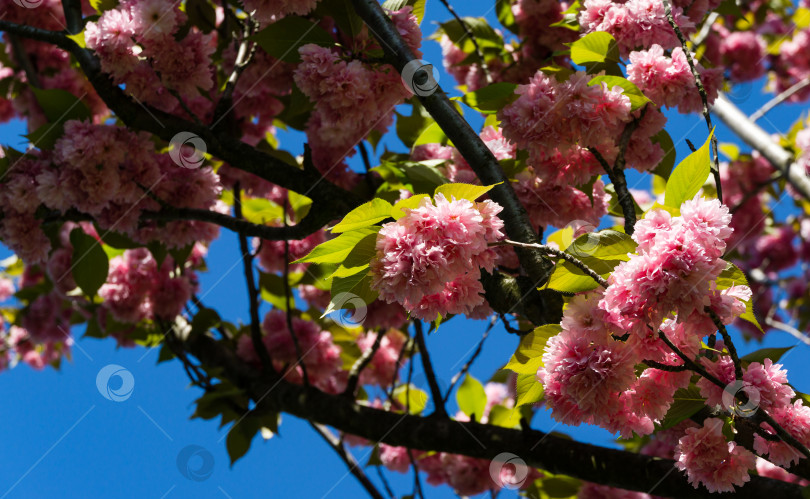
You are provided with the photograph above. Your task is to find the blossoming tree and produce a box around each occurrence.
[3,0,810,496]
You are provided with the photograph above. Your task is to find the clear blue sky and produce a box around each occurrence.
[1,2,810,498]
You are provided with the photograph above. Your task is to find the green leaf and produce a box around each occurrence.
[185,0,216,33]
[456,82,518,114]
[741,346,794,364]
[25,121,65,150]
[504,324,562,374]
[543,476,582,498]
[381,0,426,24]
[664,131,713,209]
[487,405,520,428]
[258,272,291,310]
[588,75,651,111]
[296,227,379,264]
[251,16,335,63]
[546,230,636,293]
[515,372,544,407]
[90,0,117,12]
[31,88,91,123]
[402,161,449,194]
[434,182,498,202]
[437,17,504,53]
[191,307,221,336]
[226,417,261,465]
[329,233,378,278]
[715,262,763,333]
[288,191,312,221]
[324,271,378,314]
[331,199,393,233]
[70,228,109,298]
[569,31,619,65]
[456,375,487,420]
[413,122,450,147]
[395,101,433,148]
[316,0,365,37]
[392,194,430,220]
[241,197,283,226]
[651,130,677,180]
[393,383,428,414]
[660,385,704,430]
[495,0,518,34]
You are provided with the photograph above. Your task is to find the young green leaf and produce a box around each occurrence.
[331,199,393,233]
[664,131,713,208]
[392,194,430,219]
[434,182,499,202]
[70,228,109,298]
[251,17,335,62]
[504,324,561,374]
[456,82,518,114]
[515,372,544,407]
[569,31,619,65]
[295,227,379,264]
[587,75,651,111]
[456,375,487,420]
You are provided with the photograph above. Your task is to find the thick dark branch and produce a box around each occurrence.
[350,0,553,288]
[142,205,330,240]
[183,333,805,498]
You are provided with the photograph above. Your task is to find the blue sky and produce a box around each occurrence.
[1,1,810,498]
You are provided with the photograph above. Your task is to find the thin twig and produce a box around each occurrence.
[658,328,810,461]
[234,183,272,369]
[751,77,810,122]
[283,199,309,385]
[406,449,425,499]
[375,466,396,498]
[706,307,742,379]
[413,320,447,418]
[499,240,609,288]
[663,0,722,204]
[8,34,40,88]
[437,0,492,84]
[643,359,690,372]
[310,423,385,499]
[590,147,637,235]
[213,17,259,128]
[344,331,385,397]
[763,317,810,346]
[443,318,494,403]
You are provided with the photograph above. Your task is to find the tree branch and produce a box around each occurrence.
[349,0,554,289]
[750,77,810,122]
[182,332,805,498]
[309,423,385,499]
[413,320,447,418]
[711,93,810,202]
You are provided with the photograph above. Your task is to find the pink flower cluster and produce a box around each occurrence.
[627,45,722,114]
[237,310,343,393]
[0,120,223,264]
[293,8,421,181]
[100,248,195,323]
[754,400,810,467]
[86,0,214,111]
[674,418,757,493]
[498,70,665,228]
[579,0,695,56]
[239,0,320,25]
[600,196,737,335]
[369,193,504,321]
[357,329,407,387]
[539,293,691,437]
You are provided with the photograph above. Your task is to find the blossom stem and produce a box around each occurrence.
[499,240,609,288]
[705,307,743,379]
[663,0,722,204]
